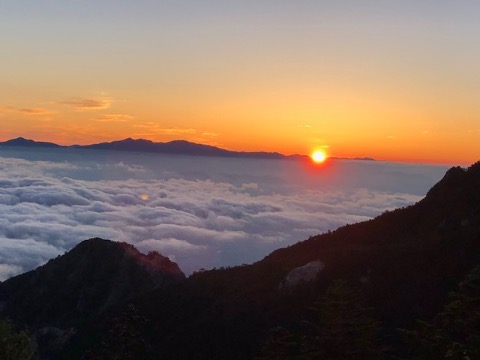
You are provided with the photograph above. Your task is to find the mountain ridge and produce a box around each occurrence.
[0,238,184,328]
[0,137,299,160]
[0,137,375,161]
[1,137,61,148]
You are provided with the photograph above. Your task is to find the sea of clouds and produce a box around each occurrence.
[0,147,450,280]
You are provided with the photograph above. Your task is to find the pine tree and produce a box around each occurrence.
[303,280,383,360]
[87,304,149,360]
[0,320,35,360]
[257,326,303,360]
[406,266,480,359]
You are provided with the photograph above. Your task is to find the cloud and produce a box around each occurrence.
[0,237,62,278]
[132,122,197,136]
[201,132,218,137]
[137,238,208,252]
[96,114,133,122]
[18,108,52,115]
[59,98,112,111]
[0,150,449,277]
[0,105,15,112]
[0,264,24,281]
[17,108,52,115]
[192,132,221,145]
[0,105,53,116]
[159,128,196,135]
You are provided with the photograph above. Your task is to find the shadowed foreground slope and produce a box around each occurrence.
[183,162,480,357]
[1,162,480,359]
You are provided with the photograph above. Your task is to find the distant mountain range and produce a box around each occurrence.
[0,137,295,160]
[1,162,480,359]
[0,137,375,161]
[0,137,61,148]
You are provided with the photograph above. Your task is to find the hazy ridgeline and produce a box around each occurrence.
[0,147,448,279]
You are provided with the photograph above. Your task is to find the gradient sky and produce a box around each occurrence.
[1,1,479,164]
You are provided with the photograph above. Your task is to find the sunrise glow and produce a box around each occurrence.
[0,2,479,165]
[311,150,327,163]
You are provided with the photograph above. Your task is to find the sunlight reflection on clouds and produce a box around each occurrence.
[0,148,449,279]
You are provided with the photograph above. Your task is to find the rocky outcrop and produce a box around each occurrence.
[281,260,324,289]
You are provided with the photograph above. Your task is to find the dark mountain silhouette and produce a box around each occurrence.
[79,137,290,159]
[0,136,375,161]
[0,238,184,329]
[179,162,480,358]
[0,137,302,160]
[0,137,60,148]
[141,161,480,359]
[1,163,479,359]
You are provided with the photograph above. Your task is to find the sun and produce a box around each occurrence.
[311,150,327,163]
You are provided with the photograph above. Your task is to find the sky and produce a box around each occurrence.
[1,1,480,164]
[0,148,449,280]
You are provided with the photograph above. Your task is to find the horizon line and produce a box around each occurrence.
[0,135,469,167]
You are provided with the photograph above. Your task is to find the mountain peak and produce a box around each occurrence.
[468,160,480,174]
[0,238,184,327]
[118,137,152,144]
[6,137,33,144]
[1,137,60,148]
[425,162,480,202]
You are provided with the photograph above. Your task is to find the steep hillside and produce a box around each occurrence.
[0,238,184,328]
[180,162,480,356]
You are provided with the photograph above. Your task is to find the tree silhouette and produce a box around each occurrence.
[87,304,149,360]
[257,326,303,360]
[303,280,383,360]
[257,280,383,360]
[406,266,480,359]
[0,320,35,360]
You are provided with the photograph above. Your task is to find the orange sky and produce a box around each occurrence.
[1,1,479,165]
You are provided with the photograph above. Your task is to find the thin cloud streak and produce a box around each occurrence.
[96,114,134,122]
[0,105,53,116]
[59,98,112,111]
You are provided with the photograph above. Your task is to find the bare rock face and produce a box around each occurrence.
[120,242,184,280]
[281,260,324,289]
